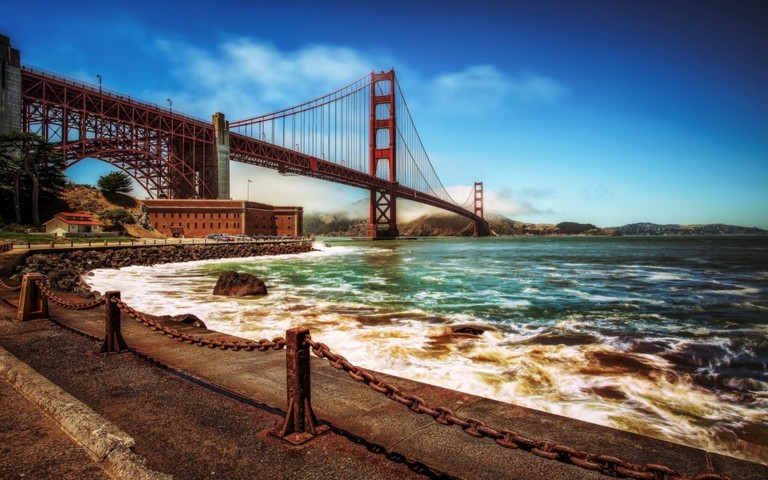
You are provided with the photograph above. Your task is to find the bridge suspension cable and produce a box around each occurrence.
[230,70,468,211]
[230,74,372,173]
[392,77,462,206]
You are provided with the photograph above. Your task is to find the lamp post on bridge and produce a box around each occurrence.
[96,74,102,94]
[167,98,172,114]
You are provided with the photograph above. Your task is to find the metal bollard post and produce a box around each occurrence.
[273,328,329,444]
[99,291,128,354]
[16,273,49,322]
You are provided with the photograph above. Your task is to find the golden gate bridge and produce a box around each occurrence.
[19,65,489,238]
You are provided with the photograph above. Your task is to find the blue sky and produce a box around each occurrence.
[2,0,767,228]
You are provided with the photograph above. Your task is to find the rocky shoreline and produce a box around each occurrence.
[18,241,314,297]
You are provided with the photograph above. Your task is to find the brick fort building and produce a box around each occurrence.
[144,199,303,238]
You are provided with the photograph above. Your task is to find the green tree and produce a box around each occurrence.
[98,208,136,233]
[0,132,67,226]
[97,171,133,194]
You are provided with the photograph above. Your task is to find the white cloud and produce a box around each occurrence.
[389,185,550,222]
[508,71,569,103]
[153,37,375,120]
[228,163,361,214]
[429,65,569,116]
[466,185,548,217]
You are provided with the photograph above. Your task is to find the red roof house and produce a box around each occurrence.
[44,212,104,237]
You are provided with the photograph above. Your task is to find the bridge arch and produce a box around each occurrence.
[65,141,209,199]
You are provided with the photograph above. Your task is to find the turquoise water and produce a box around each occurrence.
[86,236,768,463]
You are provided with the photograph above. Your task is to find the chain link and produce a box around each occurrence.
[0,278,22,292]
[111,297,286,352]
[303,336,731,480]
[35,280,106,310]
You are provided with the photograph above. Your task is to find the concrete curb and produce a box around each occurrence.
[0,346,171,480]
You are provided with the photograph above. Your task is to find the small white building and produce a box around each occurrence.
[44,212,104,237]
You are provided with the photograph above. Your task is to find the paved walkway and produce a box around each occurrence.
[1,281,766,479]
[0,375,112,480]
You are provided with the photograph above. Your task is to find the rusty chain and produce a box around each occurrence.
[34,280,106,310]
[110,297,286,352]
[0,278,22,292]
[0,298,18,310]
[303,336,731,480]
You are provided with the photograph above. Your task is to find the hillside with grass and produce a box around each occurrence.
[60,185,162,238]
[0,185,162,244]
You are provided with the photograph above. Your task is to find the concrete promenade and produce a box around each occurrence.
[1,281,766,479]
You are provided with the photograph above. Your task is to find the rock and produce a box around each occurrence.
[213,271,268,297]
[160,314,207,329]
[452,325,486,336]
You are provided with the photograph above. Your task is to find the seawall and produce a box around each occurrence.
[6,240,313,295]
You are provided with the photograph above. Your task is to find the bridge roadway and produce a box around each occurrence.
[0,287,766,479]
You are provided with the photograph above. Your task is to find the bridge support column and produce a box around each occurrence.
[368,187,399,239]
[213,112,230,199]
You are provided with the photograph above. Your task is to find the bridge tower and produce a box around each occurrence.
[473,181,491,236]
[474,182,484,219]
[368,70,398,239]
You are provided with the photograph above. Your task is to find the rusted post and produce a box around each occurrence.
[273,327,328,444]
[99,291,128,354]
[17,273,48,322]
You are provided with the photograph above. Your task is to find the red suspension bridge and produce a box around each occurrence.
[18,65,490,238]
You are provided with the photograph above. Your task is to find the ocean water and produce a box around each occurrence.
[85,236,768,464]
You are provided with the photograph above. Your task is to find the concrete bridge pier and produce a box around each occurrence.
[0,34,22,135]
[213,112,230,199]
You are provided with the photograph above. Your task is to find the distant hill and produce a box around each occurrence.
[304,212,766,237]
[304,212,618,237]
[304,213,367,237]
[614,222,767,236]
